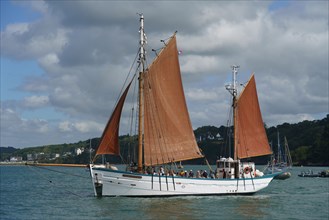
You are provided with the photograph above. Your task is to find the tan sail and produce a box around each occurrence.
[94,82,132,158]
[143,35,203,166]
[234,74,272,159]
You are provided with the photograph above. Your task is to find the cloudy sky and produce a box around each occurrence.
[1,0,328,148]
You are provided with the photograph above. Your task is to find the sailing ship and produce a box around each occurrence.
[264,132,292,179]
[89,14,278,197]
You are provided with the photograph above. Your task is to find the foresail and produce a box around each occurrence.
[234,74,272,159]
[94,82,132,158]
[143,35,203,166]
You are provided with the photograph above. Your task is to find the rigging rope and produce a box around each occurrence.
[115,47,140,105]
[27,164,89,179]
[126,66,140,164]
[93,48,140,163]
[223,99,233,158]
[27,165,88,198]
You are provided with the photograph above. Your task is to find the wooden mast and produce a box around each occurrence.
[277,130,281,163]
[284,136,293,167]
[137,14,145,172]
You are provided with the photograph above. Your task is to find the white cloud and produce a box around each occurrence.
[1,1,328,147]
[38,53,59,67]
[3,110,48,134]
[73,121,103,133]
[0,108,49,147]
[29,0,48,14]
[181,55,219,75]
[58,121,72,132]
[58,120,103,134]
[12,0,48,14]
[1,21,70,60]
[23,95,49,108]
[4,23,29,35]
[186,88,219,101]
[265,113,317,127]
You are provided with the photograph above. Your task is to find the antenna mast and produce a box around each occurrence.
[226,65,239,160]
[226,65,239,98]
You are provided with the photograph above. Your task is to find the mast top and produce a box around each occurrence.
[225,65,240,98]
[138,13,146,70]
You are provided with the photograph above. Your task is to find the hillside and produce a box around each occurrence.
[1,115,328,165]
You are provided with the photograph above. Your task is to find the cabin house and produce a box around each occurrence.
[75,148,84,155]
[216,133,223,140]
[10,156,22,162]
[27,154,34,161]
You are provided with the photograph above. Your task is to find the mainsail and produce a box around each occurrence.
[143,35,203,166]
[94,82,132,157]
[234,74,272,159]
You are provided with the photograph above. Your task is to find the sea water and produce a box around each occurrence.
[0,165,328,220]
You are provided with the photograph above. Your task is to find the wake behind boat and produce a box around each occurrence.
[89,14,277,197]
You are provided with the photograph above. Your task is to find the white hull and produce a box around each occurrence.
[90,166,276,197]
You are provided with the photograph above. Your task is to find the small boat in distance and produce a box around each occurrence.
[89,14,278,197]
[264,132,292,180]
[298,170,329,177]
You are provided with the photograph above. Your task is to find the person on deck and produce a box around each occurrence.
[188,170,194,178]
[203,170,208,178]
[160,166,164,175]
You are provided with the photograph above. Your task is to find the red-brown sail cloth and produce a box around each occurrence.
[94,82,132,158]
[143,35,203,166]
[234,74,272,159]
